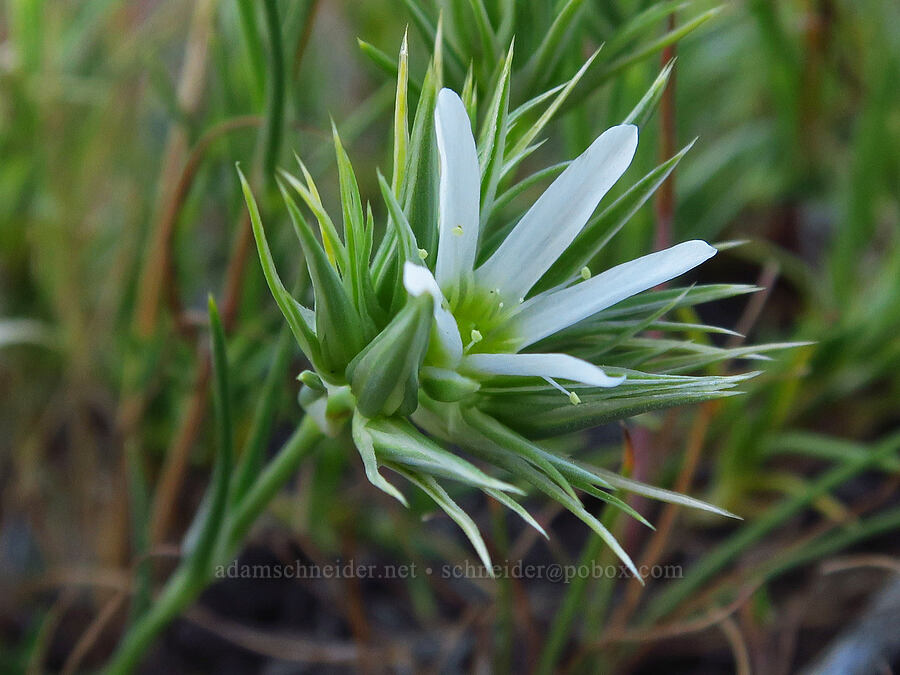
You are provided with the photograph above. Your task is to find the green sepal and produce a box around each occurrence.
[331,121,379,334]
[352,410,409,506]
[239,167,322,370]
[366,416,521,494]
[420,367,481,402]
[373,59,440,305]
[478,40,513,225]
[400,60,441,258]
[298,382,354,437]
[279,182,366,379]
[346,294,433,417]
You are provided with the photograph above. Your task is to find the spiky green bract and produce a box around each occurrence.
[241,41,780,573]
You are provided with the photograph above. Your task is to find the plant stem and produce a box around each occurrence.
[104,416,323,674]
[223,415,322,552]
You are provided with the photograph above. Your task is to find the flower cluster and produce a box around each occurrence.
[241,43,764,573]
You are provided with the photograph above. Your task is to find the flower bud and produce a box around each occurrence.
[345,294,432,417]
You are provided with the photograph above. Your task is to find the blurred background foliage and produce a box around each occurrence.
[1,0,899,672]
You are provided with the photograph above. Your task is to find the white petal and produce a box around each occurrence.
[434,89,480,290]
[476,124,638,301]
[512,240,717,348]
[403,261,463,365]
[464,352,625,388]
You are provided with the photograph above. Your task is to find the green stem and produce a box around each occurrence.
[230,326,294,503]
[223,415,322,553]
[104,416,322,674]
[104,567,195,675]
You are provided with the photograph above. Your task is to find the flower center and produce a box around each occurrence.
[449,284,521,355]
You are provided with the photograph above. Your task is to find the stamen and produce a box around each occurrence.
[580,266,592,281]
[464,328,483,351]
[542,377,581,405]
[417,248,428,260]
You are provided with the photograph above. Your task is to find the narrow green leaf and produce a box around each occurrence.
[281,162,348,273]
[478,41,514,225]
[239,167,321,367]
[395,467,494,574]
[604,0,692,56]
[331,122,377,331]
[523,0,587,91]
[235,0,265,104]
[279,182,365,377]
[352,411,409,506]
[402,0,465,77]
[623,57,676,127]
[567,6,724,111]
[592,284,760,321]
[644,432,900,624]
[444,402,638,576]
[369,417,522,494]
[461,61,478,128]
[375,57,441,287]
[392,31,410,195]
[467,0,499,65]
[486,489,548,539]
[186,297,233,574]
[357,38,423,94]
[484,388,740,437]
[377,170,418,263]
[505,49,600,175]
[508,81,567,125]
[462,406,579,502]
[586,462,739,518]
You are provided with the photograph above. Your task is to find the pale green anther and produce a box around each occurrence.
[568,391,581,405]
[580,266,591,280]
[418,248,429,260]
[470,329,483,343]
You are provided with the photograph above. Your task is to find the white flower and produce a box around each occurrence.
[404,88,717,400]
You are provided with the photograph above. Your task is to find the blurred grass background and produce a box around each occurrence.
[1,0,899,672]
